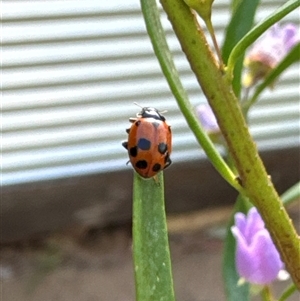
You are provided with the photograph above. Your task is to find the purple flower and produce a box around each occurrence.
[196,104,219,133]
[231,207,283,285]
[243,23,300,87]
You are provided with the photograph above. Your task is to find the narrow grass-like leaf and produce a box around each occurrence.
[223,195,252,301]
[226,0,300,80]
[281,181,300,206]
[222,0,260,97]
[140,0,240,191]
[278,283,297,301]
[243,43,300,112]
[132,171,175,301]
[231,0,242,12]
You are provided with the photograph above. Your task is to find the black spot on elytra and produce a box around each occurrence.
[135,120,141,127]
[138,138,151,150]
[152,122,160,129]
[129,146,138,157]
[158,143,167,154]
[136,160,148,169]
[152,163,161,172]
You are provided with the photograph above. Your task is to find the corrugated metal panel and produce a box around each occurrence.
[2,0,299,186]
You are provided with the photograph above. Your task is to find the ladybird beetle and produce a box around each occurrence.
[122,105,172,178]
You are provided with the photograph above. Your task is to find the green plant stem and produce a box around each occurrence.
[159,0,300,288]
[261,286,275,301]
[205,17,225,70]
[278,283,297,301]
[226,0,300,81]
[140,0,240,192]
[132,172,175,301]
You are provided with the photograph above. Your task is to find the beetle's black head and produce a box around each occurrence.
[138,107,166,121]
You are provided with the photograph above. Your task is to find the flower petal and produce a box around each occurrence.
[232,207,283,285]
[195,104,219,132]
[244,208,265,243]
[282,24,300,51]
[232,225,257,280]
[246,229,283,284]
[233,212,247,235]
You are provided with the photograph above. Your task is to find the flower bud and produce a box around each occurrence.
[231,207,283,285]
[196,104,219,132]
[196,104,223,144]
[243,23,300,88]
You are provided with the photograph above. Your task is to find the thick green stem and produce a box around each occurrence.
[160,0,300,288]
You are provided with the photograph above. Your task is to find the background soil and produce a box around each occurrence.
[1,205,299,301]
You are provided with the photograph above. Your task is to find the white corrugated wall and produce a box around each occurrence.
[2,0,299,186]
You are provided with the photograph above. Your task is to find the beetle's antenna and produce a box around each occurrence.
[134,102,167,114]
[133,102,143,109]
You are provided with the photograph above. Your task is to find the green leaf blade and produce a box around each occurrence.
[281,181,300,206]
[222,0,260,96]
[132,172,175,301]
